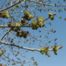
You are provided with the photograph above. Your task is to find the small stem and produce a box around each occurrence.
[0,40,40,51]
[0,25,8,28]
[0,0,23,12]
[0,40,62,52]
[1,29,11,40]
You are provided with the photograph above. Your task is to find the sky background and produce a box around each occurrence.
[0,0,66,66]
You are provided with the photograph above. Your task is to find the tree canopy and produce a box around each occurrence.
[0,0,65,66]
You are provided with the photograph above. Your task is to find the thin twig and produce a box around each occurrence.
[0,0,66,13]
[0,40,40,51]
[0,40,62,52]
[0,0,23,12]
[1,29,11,40]
[0,25,8,28]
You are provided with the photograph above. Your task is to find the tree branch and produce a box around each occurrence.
[0,24,31,28]
[1,29,11,40]
[0,40,62,52]
[0,0,24,12]
[0,40,40,51]
[0,0,66,13]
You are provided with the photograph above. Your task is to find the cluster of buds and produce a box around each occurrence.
[40,45,63,57]
[7,20,30,38]
[0,10,56,38]
[31,16,45,30]
[37,17,44,27]
[8,22,22,32]
[52,45,63,55]
[0,10,10,18]
[20,10,45,30]
[23,10,33,20]
[8,21,29,38]
[40,47,50,57]
[8,19,28,32]
[16,30,29,38]
[48,13,56,20]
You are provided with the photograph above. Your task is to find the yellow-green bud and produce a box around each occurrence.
[48,13,54,20]
[31,20,39,30]
[37,17,44,27]
[1,10,10,18]
[0,49,4,56]
[24,10,33,20]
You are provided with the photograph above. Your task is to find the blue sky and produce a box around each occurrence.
[0,0,66,66]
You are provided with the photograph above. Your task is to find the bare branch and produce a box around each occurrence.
[0,0,24,12]
[1,29,11,40]
[0,40,62,52]
[0,25,8,28]
[0,40,40,51]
